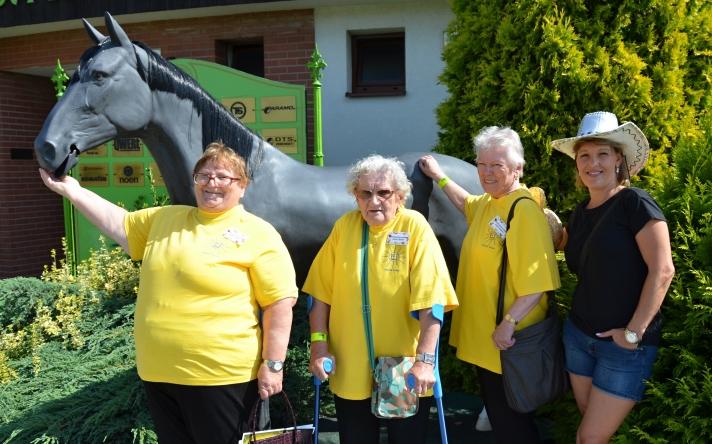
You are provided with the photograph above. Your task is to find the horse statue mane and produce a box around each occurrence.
[35,12,482,285]
[133,41,265,175]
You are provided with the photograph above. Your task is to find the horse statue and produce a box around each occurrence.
[34,12,482,285]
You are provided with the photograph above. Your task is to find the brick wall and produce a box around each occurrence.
[0,72,64,278]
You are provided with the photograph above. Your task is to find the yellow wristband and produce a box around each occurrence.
[437,176,450,189]
[310,332,328,342]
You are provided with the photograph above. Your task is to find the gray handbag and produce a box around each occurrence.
[496,197,569,413]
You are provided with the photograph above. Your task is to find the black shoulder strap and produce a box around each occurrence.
[496,196,534,324]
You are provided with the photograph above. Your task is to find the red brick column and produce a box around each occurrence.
[0,72,64,278]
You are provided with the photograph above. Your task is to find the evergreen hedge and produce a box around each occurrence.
[437,0,710,210]
[437,0,711,442]
[0,243,318,443]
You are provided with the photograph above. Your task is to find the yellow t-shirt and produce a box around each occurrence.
[449,188,560,374]
[303,208,458,400]
[125,205,297,385]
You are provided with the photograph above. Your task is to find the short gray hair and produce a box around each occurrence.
[473,126,525,172]
[347,154,412,200]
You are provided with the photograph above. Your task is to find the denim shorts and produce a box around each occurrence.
[563,318,658,401]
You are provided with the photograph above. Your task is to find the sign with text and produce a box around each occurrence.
[261,96,297,123]
[113,138,144,156]
[84,144,108,157]
[262,128,298,154]
[79,164,109,187]
[113,163,144,187]
[221,97,256,123]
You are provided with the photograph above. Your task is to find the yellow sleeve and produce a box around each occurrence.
[302,219,341,306]
[249,223,298,307]
[407,213,459,313]
[507,199,561,296]
[124,206,163,261]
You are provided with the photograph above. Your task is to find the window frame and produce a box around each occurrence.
[347,31,406,98]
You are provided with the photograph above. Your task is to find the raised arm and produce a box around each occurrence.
[418,155,469,214]
[39,168,129,251]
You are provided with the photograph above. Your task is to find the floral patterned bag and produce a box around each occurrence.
[371,356,419,418]
[359,222,419,419]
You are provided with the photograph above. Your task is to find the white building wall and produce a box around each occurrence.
[314,0,453,166]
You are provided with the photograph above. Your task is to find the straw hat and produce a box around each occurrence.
[551,111,649,176]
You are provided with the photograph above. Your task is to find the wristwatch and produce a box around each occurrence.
[264,359,284,372]
[415,352,436,366]
[624,328,640,345]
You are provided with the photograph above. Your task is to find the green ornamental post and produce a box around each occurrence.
[51,59,77,274]
[307,46,327,167]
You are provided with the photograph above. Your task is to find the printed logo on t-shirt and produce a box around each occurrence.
[383,245,406,272]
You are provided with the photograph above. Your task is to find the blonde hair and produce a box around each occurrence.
[193,141,249,186]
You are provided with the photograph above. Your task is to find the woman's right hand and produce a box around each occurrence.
[39,168,80,198]
[309,341,335,381]
[418,155,446,181]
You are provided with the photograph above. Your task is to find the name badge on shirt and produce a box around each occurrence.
[387,232,410,245]
[223,228,248,246]
[489,216,507,240]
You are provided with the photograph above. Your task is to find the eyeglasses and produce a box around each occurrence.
[356,189,395,201]
[475,162,507,172]
[193,173,241,186]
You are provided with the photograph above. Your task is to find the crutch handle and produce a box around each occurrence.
[313,358,333,387]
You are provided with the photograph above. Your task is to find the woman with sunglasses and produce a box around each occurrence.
[419,126,561,443]
[39,141,297,444]
[304,154,458,444]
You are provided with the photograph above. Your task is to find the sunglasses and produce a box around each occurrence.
[356,189,395,201]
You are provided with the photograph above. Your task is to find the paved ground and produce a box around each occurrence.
[314,392,496,444]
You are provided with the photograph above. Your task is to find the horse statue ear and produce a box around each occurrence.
[82,18,106,45]
[104,11,133,51]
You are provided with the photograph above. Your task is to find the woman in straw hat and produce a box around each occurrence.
[552,111,675,443]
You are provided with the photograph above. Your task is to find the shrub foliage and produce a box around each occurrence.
[438,0,711,442]
[0,241,317,443]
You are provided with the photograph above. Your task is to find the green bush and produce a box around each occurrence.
[0,244,318,442]
[437,0,710,212]
[437,1,712,442]
[0,278,74,328]
[614,115,712,443]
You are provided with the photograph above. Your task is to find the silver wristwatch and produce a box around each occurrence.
[264,359,284,372]
[415,352,436,366]
[624,328,640,345]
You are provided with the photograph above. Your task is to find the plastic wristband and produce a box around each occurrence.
[310,331,328,342]
[437,176,450,189]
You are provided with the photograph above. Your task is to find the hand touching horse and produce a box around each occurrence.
[34,12,481,285]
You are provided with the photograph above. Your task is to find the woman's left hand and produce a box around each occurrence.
[257,362,284,400]
[492,321,516,350]
[409,361,436,395]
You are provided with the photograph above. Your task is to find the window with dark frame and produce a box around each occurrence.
[348,32,405,97]
[226,41,265,78]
